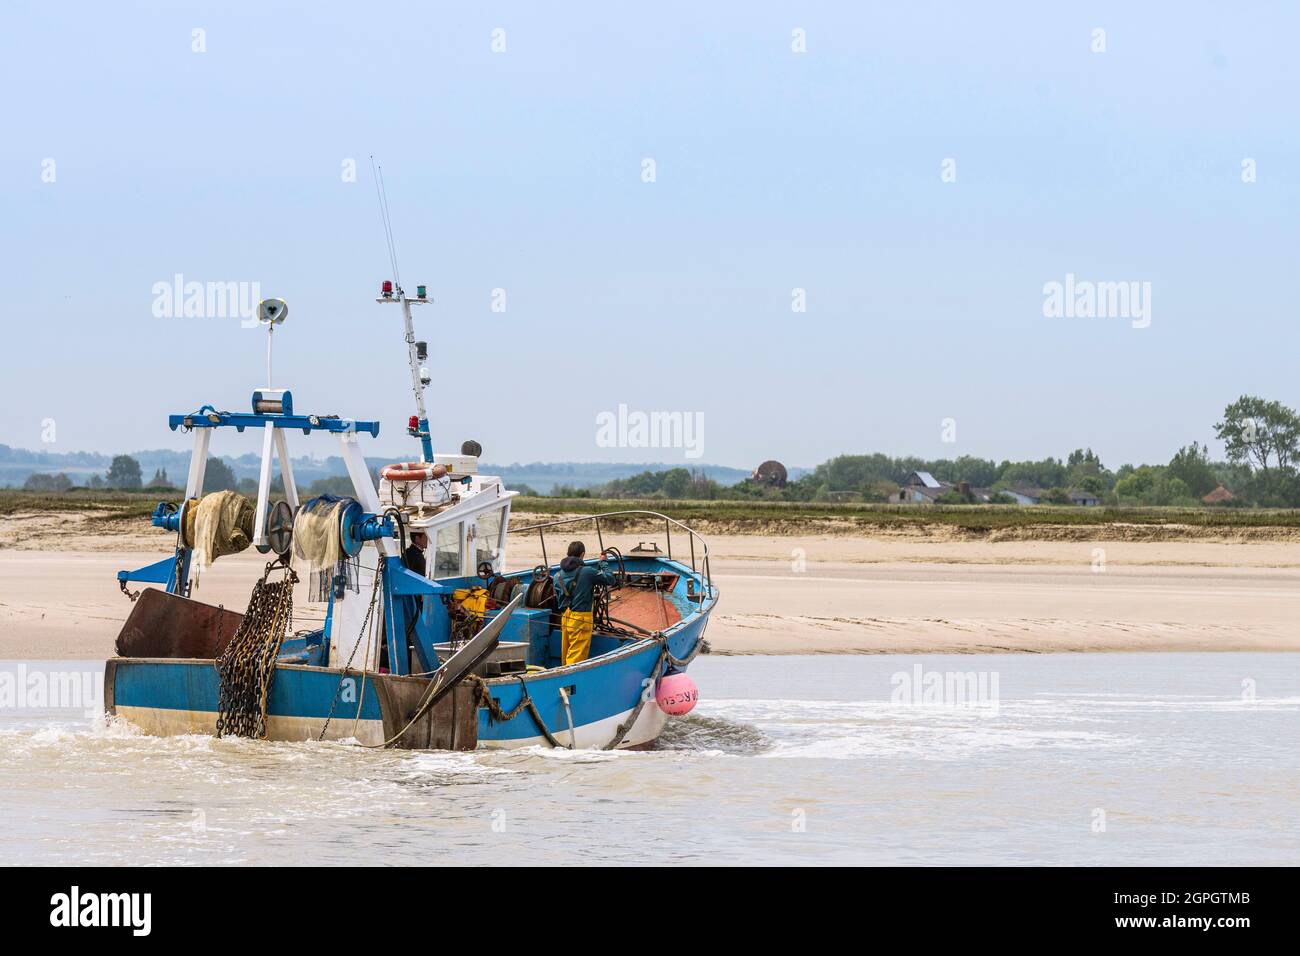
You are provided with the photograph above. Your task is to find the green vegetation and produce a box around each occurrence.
[10,394,1300,520]
[0,489,161,521]
[202,457,238,493]
[299,474,363,497]
[105,454,142,490]
[536,395,1300,510]
[3,489,1297,539]
[23,472,75,492]
[510,496,1300,532]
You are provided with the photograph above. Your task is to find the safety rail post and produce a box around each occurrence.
[509,511,712,601]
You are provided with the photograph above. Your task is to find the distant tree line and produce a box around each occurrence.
[536,395,1300,508]
[18,395,1300,508]
[21,455,373,500]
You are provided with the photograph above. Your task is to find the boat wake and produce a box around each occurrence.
[653,712,771,755]
[3,655,1297,866]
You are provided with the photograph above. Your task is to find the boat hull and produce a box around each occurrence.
[104,605,710,751]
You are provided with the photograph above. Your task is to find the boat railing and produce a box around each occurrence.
[509,510,714,599]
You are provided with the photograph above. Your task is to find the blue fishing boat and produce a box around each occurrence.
[106,283,716,750]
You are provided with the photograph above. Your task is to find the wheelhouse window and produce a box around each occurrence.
[433,522,461,578]
[474,507,505,573]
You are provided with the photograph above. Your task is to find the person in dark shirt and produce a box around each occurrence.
[553,540,618,665]
[403,530,428,577]
[393,530,429,669]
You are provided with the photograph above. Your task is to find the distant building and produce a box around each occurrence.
[999,484,1100,506]
[1202,484,1235,506]
[888,471,952,504]
[1002,485,1047,505]
[888,472,999,504]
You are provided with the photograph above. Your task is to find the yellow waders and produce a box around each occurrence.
[560,609,594,665]
[455,587,488,617]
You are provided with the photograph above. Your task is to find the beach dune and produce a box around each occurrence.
[0,525,1295,658]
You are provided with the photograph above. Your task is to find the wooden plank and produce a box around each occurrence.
[103,658,117,715]
[373,594,522,749]
[372,679,478,750]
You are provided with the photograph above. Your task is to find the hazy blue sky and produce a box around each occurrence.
[3,2,1296,470]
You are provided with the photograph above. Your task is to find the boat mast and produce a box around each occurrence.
[371,158,434,463]
[391,285,433,462]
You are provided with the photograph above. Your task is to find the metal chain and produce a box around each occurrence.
[214,560,298,739]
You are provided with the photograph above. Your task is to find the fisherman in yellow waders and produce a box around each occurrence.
[554,541,618,665]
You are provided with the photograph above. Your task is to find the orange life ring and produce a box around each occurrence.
[381,461,449,482]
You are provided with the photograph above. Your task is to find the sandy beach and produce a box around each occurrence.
[1,512,1295,658]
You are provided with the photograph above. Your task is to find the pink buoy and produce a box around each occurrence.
[655,668,699,716]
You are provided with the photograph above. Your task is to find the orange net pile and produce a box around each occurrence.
[605,588,682,634]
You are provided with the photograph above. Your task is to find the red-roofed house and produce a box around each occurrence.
[1202,484,1235,506]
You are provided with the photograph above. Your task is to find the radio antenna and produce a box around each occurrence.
[370,159,434,464]
[370,156,402,289]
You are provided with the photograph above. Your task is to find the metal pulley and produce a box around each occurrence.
[337,500,365,557]
[337,499,395,556]
[255,500,295,556]
[291,497,394,569]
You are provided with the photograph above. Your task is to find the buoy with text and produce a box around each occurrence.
[656,664,699,715]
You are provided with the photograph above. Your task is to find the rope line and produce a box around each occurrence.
[317,562,385,742]
[466,629,706,752]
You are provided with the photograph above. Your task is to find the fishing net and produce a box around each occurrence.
[309,556,361,603]
[190,490,255,580]
[292,496,350,572]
